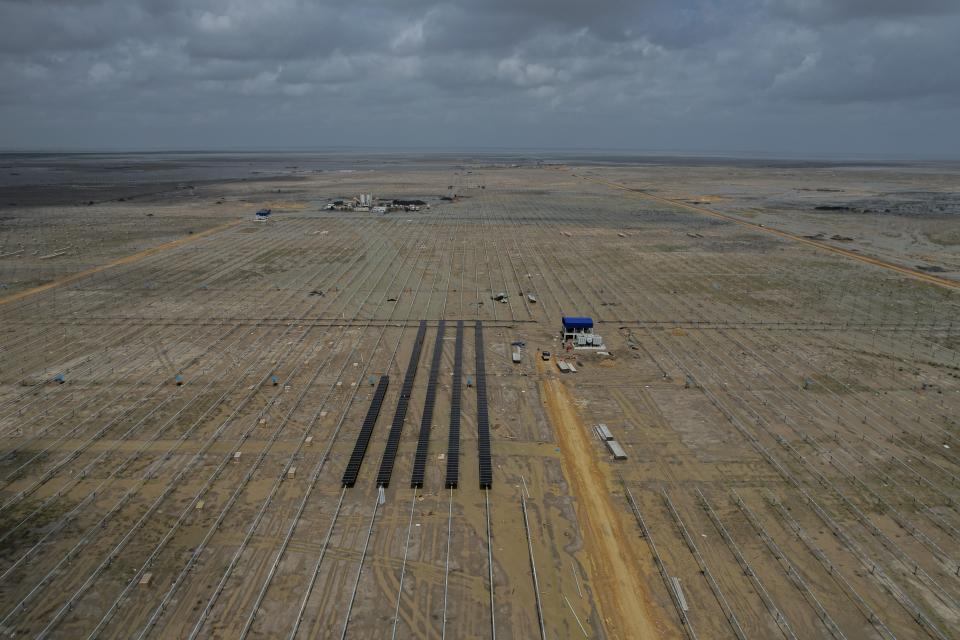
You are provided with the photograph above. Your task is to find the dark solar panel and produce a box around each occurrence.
[445,321,464,488]
[411,321,445,488]
[375,321,427,488]
[342,375,390,488]
[475,321,492,489]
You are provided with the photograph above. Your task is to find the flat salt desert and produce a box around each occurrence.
[0,153,958,639]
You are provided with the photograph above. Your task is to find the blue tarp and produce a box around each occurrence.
[256,208,272,217]
[562,316,593,330]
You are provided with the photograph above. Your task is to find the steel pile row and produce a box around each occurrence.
[411,321,445,488]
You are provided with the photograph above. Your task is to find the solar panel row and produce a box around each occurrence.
[341,375,390,488]
[475,321,492,489]
[376,321,428,488]
[411,321,445,488]
[445,320,464,489]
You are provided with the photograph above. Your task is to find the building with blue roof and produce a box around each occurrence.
[561,316,605,350]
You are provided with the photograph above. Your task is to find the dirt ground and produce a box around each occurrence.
[0,153,958,639]
[538,355,671,639]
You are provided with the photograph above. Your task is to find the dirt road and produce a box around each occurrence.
[579,173,960,290]
[537,357,672,639]
[0,219,241,306]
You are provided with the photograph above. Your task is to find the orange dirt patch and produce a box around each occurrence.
[580,173,960,290]
[537,358,671,640]
[263,201,309,210]
[0,219,241,306]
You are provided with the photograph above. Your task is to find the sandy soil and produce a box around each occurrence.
[0,218,240,306]
[1,154,958,640]
[537,355,671,640]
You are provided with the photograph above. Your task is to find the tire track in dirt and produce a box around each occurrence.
[0,218,242,306]
[536,358,677,639]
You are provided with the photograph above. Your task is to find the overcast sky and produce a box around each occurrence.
[1,0,958,156]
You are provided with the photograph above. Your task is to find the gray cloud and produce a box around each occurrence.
[1,0,958,155]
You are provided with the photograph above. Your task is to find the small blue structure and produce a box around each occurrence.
[271,375,279,386]
[562,316,593,330]
[255,208,272,221]
[562,316,593,340]
[561,316,605,349]
[175,374,184,386]
[53,373,65,384]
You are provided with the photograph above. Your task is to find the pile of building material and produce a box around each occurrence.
[594,423,627,459]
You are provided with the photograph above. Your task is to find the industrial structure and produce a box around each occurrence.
[325,195,425,213]
[561,316,605,350]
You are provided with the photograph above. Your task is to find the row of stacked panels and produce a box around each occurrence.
[445,320,465,489]
[475,321,492,490]
[341,320,489,491]
[413,320,446,488]
[376,321,428,488]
